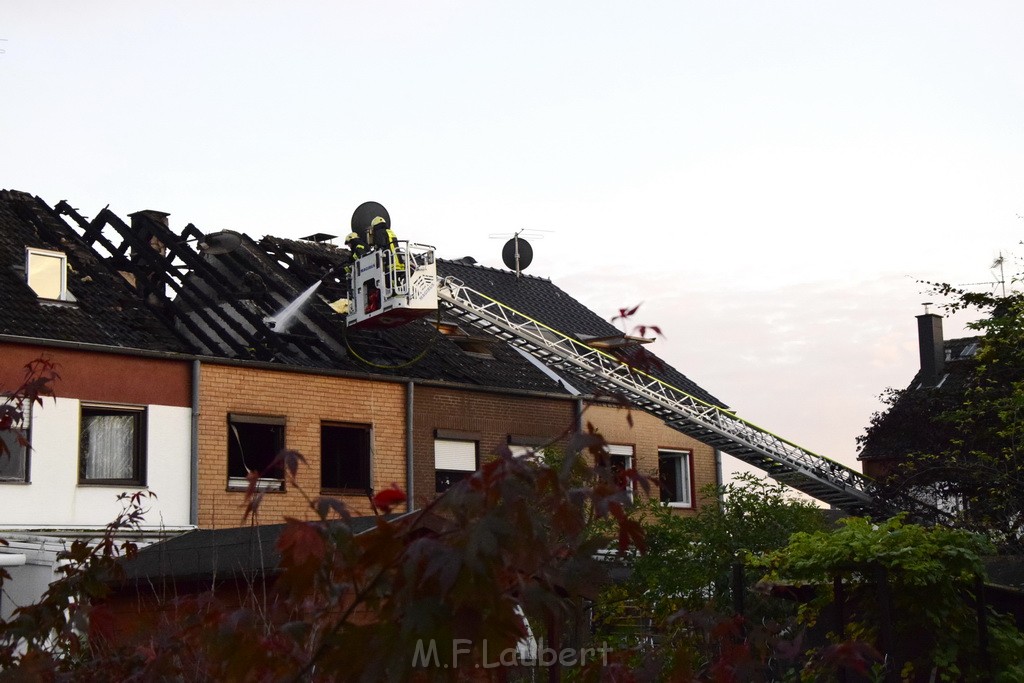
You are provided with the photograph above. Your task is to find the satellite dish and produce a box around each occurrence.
[198,230,242,255]
[502,236,533,274]
[351,201,391,233]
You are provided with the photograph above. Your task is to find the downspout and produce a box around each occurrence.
[715,449,725,507]
[406,381,415,512]
[574,398,584,433]
[190,359,200,526]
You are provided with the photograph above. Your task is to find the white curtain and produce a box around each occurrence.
[82,414,134,479]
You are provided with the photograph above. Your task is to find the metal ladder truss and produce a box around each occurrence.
[438,277,879,515]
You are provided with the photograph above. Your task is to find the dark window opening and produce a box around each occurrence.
[0,404,29,483]
[321,423,372,493]
[228,414,285,491]
[80,405,145,486]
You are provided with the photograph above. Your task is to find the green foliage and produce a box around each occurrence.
[758,515,1024,681]
[590,473,827,678]
[616,473,826,618]
[863,279,1024,549]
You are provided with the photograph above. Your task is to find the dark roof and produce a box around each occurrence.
[0,190,190,353]
[2,192,723,408]
[438,259,726,407]
[119,517,382,581]
[857,335,980,462]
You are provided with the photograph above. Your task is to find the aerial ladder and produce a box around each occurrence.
[340,235,917,517]
[434,277,883,515]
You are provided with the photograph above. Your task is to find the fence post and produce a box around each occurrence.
[731,561,745,616]
[834,573,847,683]
[874,564,897,683]
[975,573,990,675]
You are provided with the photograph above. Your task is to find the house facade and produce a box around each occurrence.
[0,191,196,619]
[1,189,727,614]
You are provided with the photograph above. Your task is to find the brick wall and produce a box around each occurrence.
[583,402,719,514]
[412,386,576,506]
[196,362,722,527]
[197,363,406,528]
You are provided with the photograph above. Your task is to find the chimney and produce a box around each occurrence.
[128,210,170,258]
[127,210,171,305]
[916,306,945,387]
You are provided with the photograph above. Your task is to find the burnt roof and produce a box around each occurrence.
[0,190,190,353]
[2,191,723,407]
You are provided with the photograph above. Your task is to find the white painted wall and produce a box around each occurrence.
[0,398,192,529]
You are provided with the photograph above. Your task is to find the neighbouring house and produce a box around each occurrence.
[0,191,196,619]
[1,190,728,605]
[857,311,980,481]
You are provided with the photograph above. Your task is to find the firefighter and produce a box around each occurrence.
[369,216,404,294]
[345,231,368,261]
[369,216,403,271]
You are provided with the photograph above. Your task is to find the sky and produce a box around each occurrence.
[3,2,1023,488]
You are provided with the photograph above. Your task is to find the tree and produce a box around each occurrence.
[757,515,1024,681]
[862,278,1024,550]
[0,427,648,681]
[590,473,827,679]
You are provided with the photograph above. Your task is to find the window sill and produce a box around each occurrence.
[78,481,147,488]
[228,477,284,492]
[664,501,694,510]
[320,487,372,496]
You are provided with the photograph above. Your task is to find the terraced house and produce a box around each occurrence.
[0,189,724,614]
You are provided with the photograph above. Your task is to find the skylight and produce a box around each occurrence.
[25,248,68,300]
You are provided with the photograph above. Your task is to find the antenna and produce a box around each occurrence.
[502,235,533,277]
[491,229,551,278]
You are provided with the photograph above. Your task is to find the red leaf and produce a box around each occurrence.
[372,485,406,513]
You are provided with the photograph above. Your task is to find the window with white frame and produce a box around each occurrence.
[607,443,635,501]
[658,449,692,507]
[79,404,146,486]
[0,402,30,483]
[26,248,68,301]
[434,437,477,493]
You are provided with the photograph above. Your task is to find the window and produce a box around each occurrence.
[607,444,635,500]
[321,423,372,492]
[435,438,477,493]
[228,414,285,491]
[79,405,145,485]
[659,449,692,507]
[0,403,30,483]
[26,248,68,300]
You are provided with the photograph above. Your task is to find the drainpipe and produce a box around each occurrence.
[406,381,415,512]
[715,449,725,506]
[574,398,584,433]
[190,359,200,526]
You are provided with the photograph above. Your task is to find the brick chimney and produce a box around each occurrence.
[128,210,170,258]
[127,210,171,304]
[916,308,945,387]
